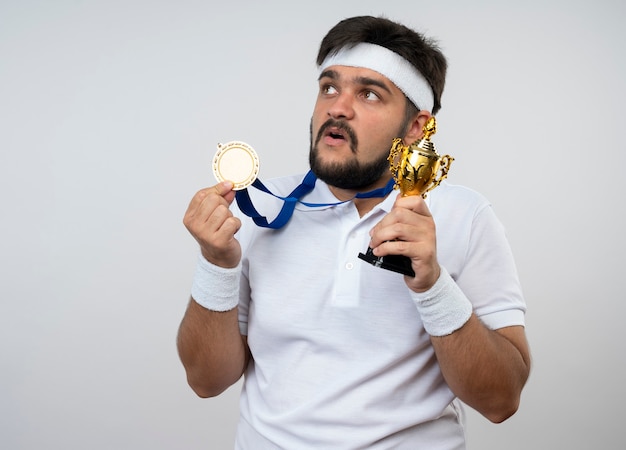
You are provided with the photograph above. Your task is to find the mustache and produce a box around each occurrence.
[315,119,358,152]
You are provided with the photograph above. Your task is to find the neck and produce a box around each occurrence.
[353,196,388,217]
[328,174,394,217]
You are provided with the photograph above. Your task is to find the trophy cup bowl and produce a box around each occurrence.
[358,117,453,277]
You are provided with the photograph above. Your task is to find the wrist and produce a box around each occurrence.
[200,248,240,270]
[410,266,472,336]
[190,254,241,311]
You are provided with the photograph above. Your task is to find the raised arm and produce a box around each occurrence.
[368,193,531,422]
[177,181,250,398]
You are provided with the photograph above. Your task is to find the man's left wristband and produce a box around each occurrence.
[190,255,241,312]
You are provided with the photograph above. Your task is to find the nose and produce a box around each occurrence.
[327,92,355,120]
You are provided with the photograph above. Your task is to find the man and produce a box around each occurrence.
[178,15,530,449]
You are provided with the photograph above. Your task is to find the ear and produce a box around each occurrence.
[402,110,432,144]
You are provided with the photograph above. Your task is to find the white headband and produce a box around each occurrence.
[318,42,434,113]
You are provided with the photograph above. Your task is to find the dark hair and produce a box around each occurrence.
[317,16,447,115]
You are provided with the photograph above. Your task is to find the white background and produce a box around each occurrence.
[1,1,624,449]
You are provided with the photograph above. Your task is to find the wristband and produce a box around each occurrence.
[190,255,241,312]
[410,267,473,336]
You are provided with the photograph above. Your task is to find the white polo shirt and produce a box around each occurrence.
[229,174,525,449]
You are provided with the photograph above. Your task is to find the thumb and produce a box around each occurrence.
[214,181,236,203]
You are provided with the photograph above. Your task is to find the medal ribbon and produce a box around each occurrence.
[235,170,396,229]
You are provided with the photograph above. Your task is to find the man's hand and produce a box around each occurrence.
[368,193,440,292]
[183,181,242,268]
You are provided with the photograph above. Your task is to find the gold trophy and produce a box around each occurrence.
[358,117,453,276]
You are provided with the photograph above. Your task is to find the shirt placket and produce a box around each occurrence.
[331,204,372,308]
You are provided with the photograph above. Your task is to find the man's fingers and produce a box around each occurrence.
[368,195,437,252]
[393,194,432,217]
[185,181,235,218]
[213,181,235,198]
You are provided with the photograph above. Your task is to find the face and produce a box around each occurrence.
[309,65,414,190]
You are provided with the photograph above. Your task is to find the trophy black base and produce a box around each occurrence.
[358,247,415,277]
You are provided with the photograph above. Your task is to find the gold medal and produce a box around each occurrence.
[212,141,260,190]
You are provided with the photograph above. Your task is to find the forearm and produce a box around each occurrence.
[177,298,249,398]
[431,316,530,423]
[409,267,530,422]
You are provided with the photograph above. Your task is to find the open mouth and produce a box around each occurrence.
[326,127,347,141]
[315,120,357,151]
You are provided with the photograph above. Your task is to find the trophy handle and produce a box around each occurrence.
[423,154,454,197]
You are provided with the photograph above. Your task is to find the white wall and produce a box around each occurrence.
[1,1,624,449]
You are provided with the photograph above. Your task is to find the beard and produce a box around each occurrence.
[309,118,402,190]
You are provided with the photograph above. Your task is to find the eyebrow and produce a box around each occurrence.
[319,69,393,95]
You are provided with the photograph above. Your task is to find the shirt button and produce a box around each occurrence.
[345,262,354,270]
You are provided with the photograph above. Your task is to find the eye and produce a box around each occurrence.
[363,90,381,101]
[321,84,338,95]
